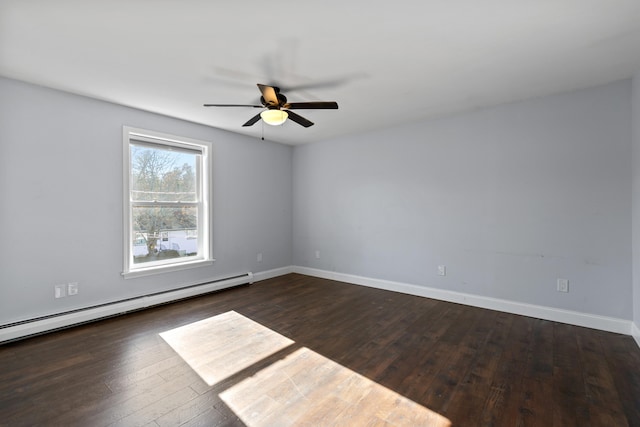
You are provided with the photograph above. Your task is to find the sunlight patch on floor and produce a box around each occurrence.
[159,310,294,385]
[220,347,451,427]
[161,311,450,426]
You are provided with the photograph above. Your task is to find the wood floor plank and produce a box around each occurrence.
[109,385,200,427]
[443,311,514,425]
[414,304,486,413]
[1,273,639,427]
[552,323,591,427]
[576,328,629,426]
[600,330,640,425]
[478,315,535,426]
[513,319,555,427]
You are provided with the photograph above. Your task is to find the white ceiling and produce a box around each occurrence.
[1,1,640,145]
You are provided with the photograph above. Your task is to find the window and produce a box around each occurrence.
[123,127,212,278]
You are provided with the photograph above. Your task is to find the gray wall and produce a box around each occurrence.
[2,75,636,327]
[634,72,640,330]
[293,80,632,319]
[0,77,293,325]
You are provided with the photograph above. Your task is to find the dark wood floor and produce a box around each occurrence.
[1,273,639,426]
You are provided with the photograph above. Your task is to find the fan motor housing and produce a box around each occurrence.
[260,93,287,107]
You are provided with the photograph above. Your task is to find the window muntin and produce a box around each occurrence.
[123,127,212,277]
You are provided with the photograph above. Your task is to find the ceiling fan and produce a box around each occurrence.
[204,83,338,128]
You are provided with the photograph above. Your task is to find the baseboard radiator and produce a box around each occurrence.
[0,272,254,344]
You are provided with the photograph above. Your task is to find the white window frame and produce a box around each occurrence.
[122,126,213,278]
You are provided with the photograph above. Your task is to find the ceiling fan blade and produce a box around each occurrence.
[242,113,262,127]
[203,104,263,108]
[257,84,279,107]
[286,111,314,128]
[283,101,338,110]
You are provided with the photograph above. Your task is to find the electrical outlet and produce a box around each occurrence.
[55,284,66,299]
[557,278,569,293]
[68,282,79,296]
[438,265,446,276]
[315,250,320,259]
[257,252,263,263]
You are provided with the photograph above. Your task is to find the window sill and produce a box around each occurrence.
[122,258,215,279]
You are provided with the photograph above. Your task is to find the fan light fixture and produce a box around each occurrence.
[261,109,288,126]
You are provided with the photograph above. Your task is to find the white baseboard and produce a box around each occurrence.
[4,265,636,346]
[0,272,254,343]
[292,266,633,336]
[252,266,294,283]
[633,322,640,348]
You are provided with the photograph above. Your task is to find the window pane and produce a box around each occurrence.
[132,206,198,264]
[131,145,197,202]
